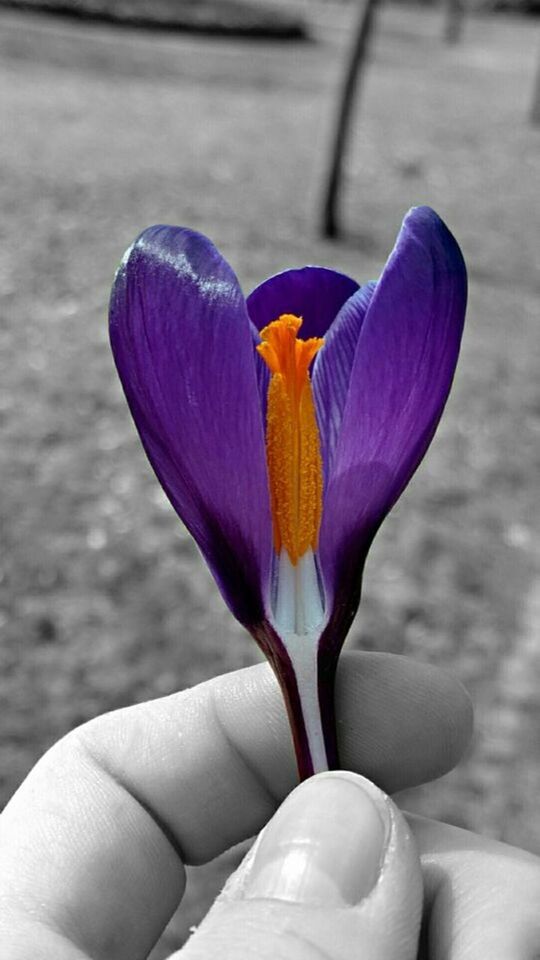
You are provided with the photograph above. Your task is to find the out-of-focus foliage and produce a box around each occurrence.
[0,0,307,38]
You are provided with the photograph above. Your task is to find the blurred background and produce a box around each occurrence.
[0,0,539,952]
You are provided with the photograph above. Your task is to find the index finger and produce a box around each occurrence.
[410,814,540,960]
[0,651,472,960]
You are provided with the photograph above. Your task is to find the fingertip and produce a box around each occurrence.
[335,651,473,791]
[241,772,392,908]
[424,664,474,774]
[185,772,423,960]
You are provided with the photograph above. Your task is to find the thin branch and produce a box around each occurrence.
[321,0,380,240]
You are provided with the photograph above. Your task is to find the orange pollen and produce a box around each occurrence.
[256,314,324,565]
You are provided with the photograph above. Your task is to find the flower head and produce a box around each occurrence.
[109,206,467,779]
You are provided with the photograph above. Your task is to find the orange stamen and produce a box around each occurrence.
[257,314,324,565]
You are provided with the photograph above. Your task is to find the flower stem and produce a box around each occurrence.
[284,633,332,775]
[252,621,339,780]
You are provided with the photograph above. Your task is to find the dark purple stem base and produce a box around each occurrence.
[251,621,340,780]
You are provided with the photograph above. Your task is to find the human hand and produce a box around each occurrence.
[0,651,533,959]
[187,774,540,960]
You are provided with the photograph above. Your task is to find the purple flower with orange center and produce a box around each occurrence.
[109,206,467,780]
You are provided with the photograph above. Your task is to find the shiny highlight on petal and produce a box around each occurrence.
[257,315,324,564]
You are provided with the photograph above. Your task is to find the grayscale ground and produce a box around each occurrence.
[0,2,539,952]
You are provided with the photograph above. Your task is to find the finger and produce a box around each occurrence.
[177,772,423,960]
[0,652,471,960]
[335,651,472,792]
[410,815,540,960]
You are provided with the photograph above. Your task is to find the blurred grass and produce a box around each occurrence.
[0,2,539,952]
[0,0,307,38]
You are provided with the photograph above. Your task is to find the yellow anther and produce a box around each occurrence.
[257,314,324,565]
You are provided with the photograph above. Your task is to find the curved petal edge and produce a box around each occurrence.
[109,225,273,627]
[319,206,467,643]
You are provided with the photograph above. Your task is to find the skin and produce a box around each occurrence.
[0,650,538,959]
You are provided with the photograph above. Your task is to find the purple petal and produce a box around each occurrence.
[109,225,272,627]
[251,325,270,419]
[247,266,359,340]
[319,207,467,638]
[312,282,376,485]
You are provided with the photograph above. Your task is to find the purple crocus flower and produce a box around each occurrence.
[109,206,467,780]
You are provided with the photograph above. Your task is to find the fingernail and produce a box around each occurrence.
[243,773,390,907]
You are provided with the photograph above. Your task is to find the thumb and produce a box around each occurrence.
[179,772,423,960]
